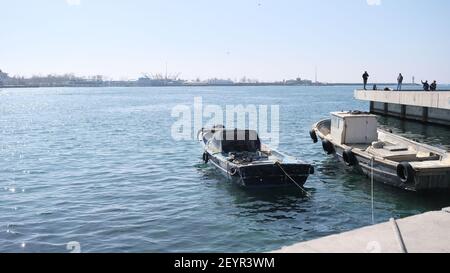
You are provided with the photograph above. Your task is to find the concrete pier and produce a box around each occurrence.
[274,208,450,253]
[354,90,450,126]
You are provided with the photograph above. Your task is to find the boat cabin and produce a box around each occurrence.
[329,112,442,162]
[331,111,378,145]
[208,129,261,153]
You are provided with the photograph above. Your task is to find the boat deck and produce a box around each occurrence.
[366,146,435,161]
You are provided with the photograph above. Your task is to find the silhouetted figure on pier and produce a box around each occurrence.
[420,80,429,91]
[397,73,404,91]
[362,71,369,90]
[430,81,437,91]
[421,80,430,91]
[373,84,377,90]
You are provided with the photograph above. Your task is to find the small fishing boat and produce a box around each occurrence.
[198,126,314,189]
[310,111,450,192]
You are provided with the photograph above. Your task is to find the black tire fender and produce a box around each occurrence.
[322,139,335,155]
[343,149,357,166]
[229,167,239,177]
[309,130,318,144]
[397,162,415,184]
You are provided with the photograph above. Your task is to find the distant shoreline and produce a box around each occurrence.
[0,83,422,89]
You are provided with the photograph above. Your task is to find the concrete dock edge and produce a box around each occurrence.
[355,90,450,126]
[274,208,450,253]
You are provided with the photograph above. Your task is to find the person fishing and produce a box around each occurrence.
[362,71,369,90]
[421,80,430,91]
[430,80,437,91]
[397,73,404,91]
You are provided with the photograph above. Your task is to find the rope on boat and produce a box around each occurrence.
[275,161,310,197]
[390,218,408,253]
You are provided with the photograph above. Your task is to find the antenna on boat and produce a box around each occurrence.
[315,66,318,84]
[165,62,168,86]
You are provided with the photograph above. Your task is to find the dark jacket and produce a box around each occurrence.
[430,83,437,91]
[363,72,369,81]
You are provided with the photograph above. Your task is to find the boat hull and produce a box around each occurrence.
[208,153,311,188]
[198,127,313,189]
[313,121,450,192]
[333,145,450,192]
[332,144,411,190]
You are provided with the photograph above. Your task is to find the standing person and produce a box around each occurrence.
[362,71,369,90]
[430,81,437,91]
[421,80,430,91]
[397,73,404,91]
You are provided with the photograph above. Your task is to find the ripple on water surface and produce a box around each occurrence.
[0,86,449,252]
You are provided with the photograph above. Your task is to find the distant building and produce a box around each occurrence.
[137,75,185,86]
[285,77,313,86]
[137,76,165,86]
[206,78,234,85]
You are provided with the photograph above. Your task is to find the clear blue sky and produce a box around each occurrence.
[1,0,449,82]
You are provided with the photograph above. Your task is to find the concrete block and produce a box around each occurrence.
[356,90,450,125]
[388,103,402,115]
[355,90,450,110]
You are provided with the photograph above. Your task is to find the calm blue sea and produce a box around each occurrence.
[1,86,449,253]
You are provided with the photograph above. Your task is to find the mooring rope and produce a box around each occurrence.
[275,161,310,197]
[371,157,375,225]
[390,218,408,253]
